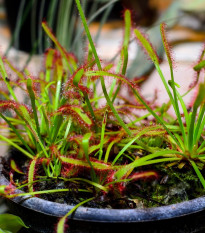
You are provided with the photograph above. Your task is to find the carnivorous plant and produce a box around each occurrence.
[0,0,204,232]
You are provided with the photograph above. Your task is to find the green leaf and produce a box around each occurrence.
[193,60,205,71]
[58,105,92,127]
[188,82,205,150]
[0,214,28,233]
[73,107,92,126]
[42,22,77,73]
[115,150,182,180]
[190,160,205,189]
[112,126,162,165]
[27,78,41,137]
[10,160,24,174]
[82,133,97,182]
[28,158,37,193]
[86,70,180,148]
[99,111,107,160]
[0,112,34,156]
[0,134,33,159]
[75,0,132,136]
[72,68,97,125]
[134,29,159,65]
[72,68,84,87]
[59,156,115,171]
[57,197,94,233]
[193,82,205,110]
[121,9,131,75]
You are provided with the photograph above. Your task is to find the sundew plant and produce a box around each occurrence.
[0,0,204,232]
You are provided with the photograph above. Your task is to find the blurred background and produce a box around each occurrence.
[0,0,205,73]
[0,0,205,216]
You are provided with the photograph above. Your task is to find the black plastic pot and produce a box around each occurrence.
[1,168,205,233]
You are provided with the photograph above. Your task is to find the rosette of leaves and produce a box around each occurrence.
[0,0,204,232]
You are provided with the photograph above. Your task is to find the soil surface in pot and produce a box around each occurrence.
[2,147,205,210]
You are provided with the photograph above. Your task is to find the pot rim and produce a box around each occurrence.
[1,173,205,223]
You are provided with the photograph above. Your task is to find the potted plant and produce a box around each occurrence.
[0,0,205,232]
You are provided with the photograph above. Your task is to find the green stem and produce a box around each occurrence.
[57,197,94,233]
[190,160,205,189]
[0,134,33,159]
[99,111,107,160]
[169,68,187,149]
[0,112,34,155]
[75,0,131,136]
[27,78,41,138]
[83,133,97,183]
[112,126,160,165]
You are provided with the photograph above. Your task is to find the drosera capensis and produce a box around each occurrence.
[0,1,204,232]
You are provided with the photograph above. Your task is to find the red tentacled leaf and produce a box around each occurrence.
[57,105,93,128]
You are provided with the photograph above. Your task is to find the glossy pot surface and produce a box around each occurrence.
[1,171,205,233]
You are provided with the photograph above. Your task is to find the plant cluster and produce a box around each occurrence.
[0,0,204,232]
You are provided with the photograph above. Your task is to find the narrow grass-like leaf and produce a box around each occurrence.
[4,188,91,199]
[134,29,159,65]
[0,112,34,155]
[82,133,97,182]
[194,104,205,144]
[104,138,119,163]
[188,83,205,150]
[112,9,131,102]
[57,105,92,128]
[72,68,84,87]
[99,111,107,160]
[115,150,183,180]
[160,23,187,148]
[54,57,63,110]
[45,49,56,82]
[42,21,77,73]
[160,23,173,69]
[190,160,205,189]
[63,177,108,192]
[175,89,190,131]
[0,134,33,159]
[57,197,94,233]
[27,78,41,138]
[75,0,131,136]
[72,68,97,124]
[28,158,37,193]
[134,28,175,107]
[86,70,180,148]
[121,10,131,75]
[112,126,162,165]
[141,157,181,166]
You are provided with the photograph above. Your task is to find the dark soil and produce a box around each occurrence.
[2,147,205,209]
